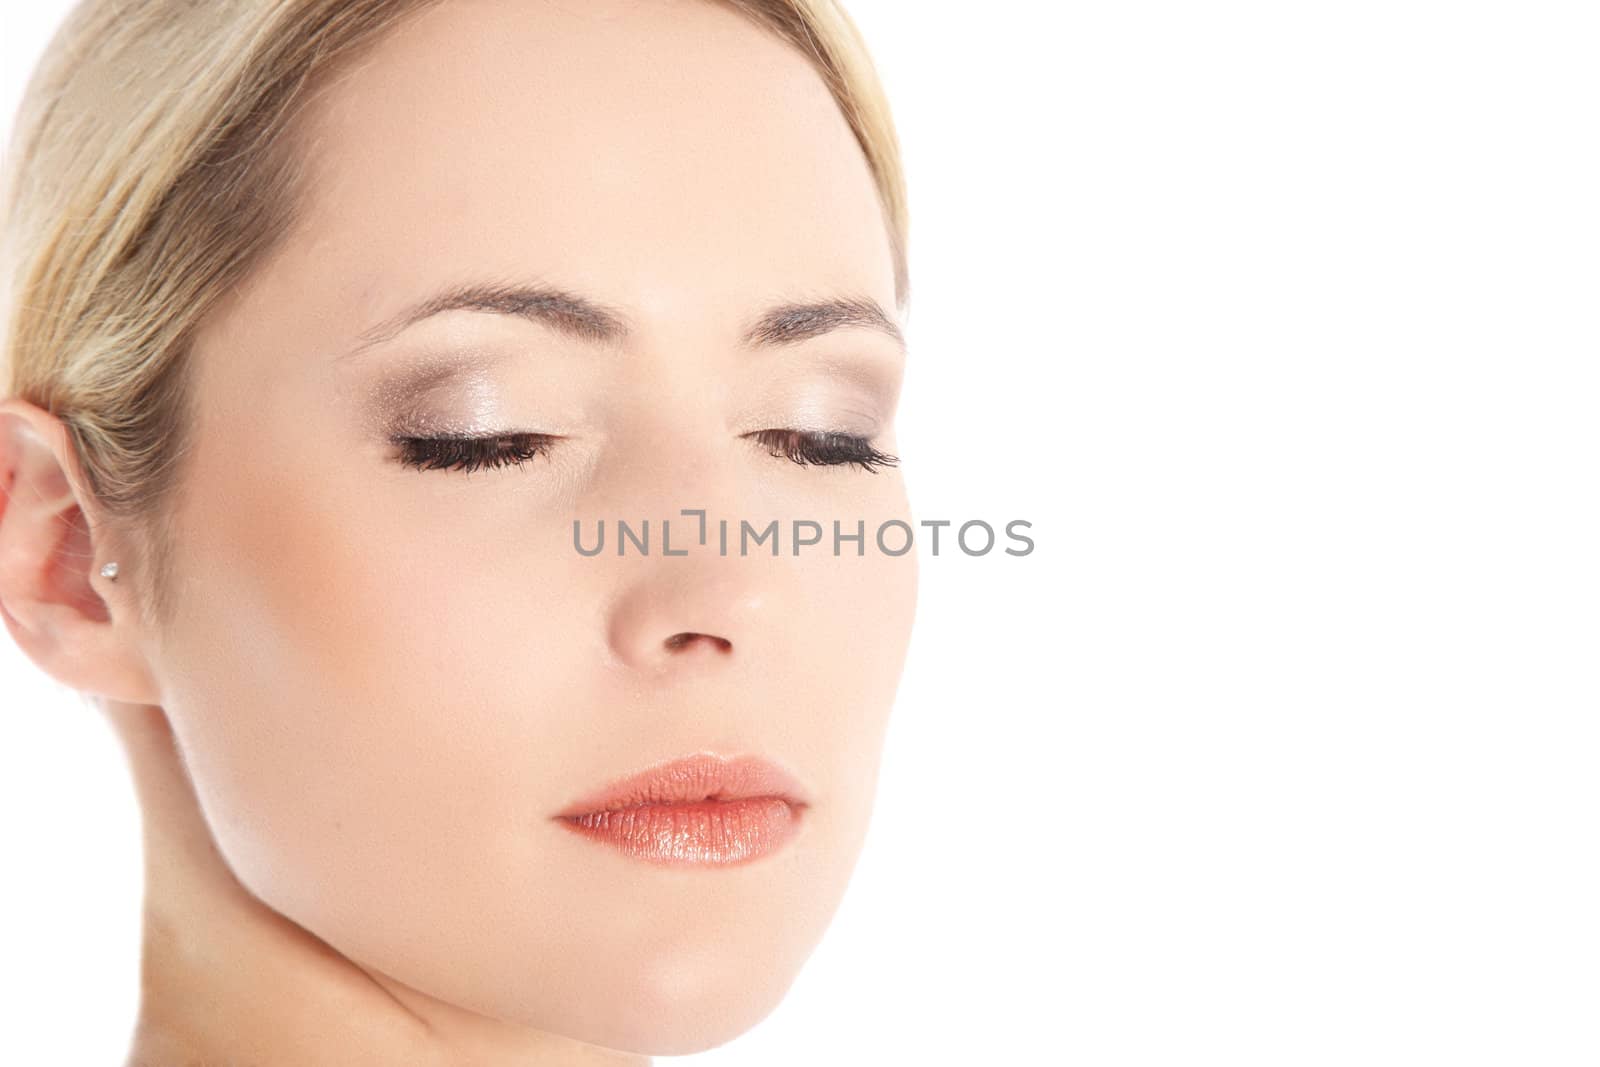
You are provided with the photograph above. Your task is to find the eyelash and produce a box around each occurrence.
[393,432,555,473]
[744,428,900,473]
[391,429,899,474]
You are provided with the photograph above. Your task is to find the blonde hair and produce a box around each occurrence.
[0,0,910,627]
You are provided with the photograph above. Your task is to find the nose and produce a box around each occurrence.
[604,560,770,675]
[590,398,784,678]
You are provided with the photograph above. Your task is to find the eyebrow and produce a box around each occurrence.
[343,281,906,359]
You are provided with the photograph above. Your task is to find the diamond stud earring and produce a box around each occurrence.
[100,561,120,582]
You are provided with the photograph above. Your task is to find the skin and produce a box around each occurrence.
[0,1,916,1064]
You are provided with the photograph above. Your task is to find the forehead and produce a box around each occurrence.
[269,0,896,341]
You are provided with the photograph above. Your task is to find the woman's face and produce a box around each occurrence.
[150,0,914,1054]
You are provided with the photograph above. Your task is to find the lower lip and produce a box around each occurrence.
[555,795,802,866]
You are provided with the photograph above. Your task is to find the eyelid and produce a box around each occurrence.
[736,367,897,433]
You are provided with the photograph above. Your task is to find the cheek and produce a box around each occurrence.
[154,434,592,936]
[739,479,919,842]
[801,539,918,803]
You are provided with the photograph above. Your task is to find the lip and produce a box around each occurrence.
[552,751,811,867]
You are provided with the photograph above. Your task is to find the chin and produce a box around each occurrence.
[493,935,810,1056]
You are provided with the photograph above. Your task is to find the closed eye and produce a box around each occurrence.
[392,431,558,473]
[391,428,899,475]
[743,428,899,473]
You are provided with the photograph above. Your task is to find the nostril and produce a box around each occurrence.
[663,632,732,653]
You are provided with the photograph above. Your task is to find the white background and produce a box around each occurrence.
[3,2,1596,1064]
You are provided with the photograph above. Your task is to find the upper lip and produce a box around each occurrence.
[553,751,812,819]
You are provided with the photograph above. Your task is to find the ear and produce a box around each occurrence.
[0,397,161,704]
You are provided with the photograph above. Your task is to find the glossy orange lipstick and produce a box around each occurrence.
[552,752,809,866]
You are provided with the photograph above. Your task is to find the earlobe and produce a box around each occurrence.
[0,398,162,705]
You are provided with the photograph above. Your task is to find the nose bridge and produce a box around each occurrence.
[593,358,758,549]
[605,367,730,501]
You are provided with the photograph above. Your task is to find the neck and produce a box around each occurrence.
[103,700,649,1067]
